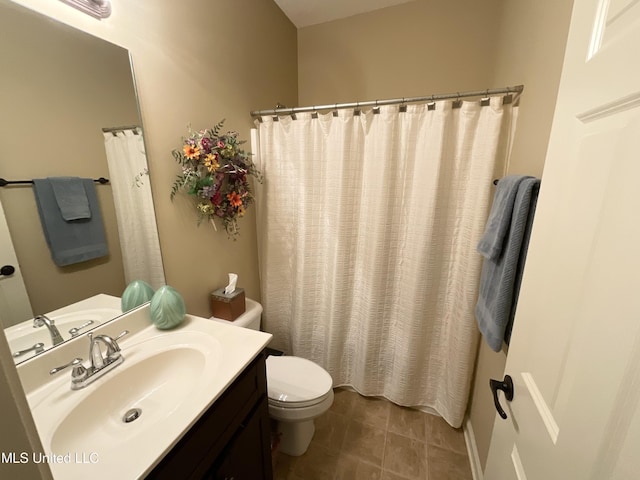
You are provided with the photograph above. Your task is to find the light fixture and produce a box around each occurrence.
[58,0,111,20]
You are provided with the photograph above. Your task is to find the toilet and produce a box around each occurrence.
[210,298,334,456]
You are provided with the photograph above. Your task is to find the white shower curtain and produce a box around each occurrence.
[103,129,165,289]
[254,98,516,427]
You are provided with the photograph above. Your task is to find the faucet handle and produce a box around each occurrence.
[50,358,89,387]
[115,330,129,342]
[106,331,129,361]
[50,357,87,377]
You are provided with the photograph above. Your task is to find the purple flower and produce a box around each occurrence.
[199,185,215,198]
[200,137,213,154]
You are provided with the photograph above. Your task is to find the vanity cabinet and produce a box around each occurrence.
[147,352,273,480]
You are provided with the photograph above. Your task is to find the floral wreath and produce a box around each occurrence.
[170,120,262,239]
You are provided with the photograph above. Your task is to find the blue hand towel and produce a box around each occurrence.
[49,176,91,220]
[477,175,532,261]
[475,176,541,351]
[32,178,108,267]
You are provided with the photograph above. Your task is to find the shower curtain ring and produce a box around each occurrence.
[400,97,407,113]
[453,92,462,109]
[354,101,361,116]
[503,86,513,105]
[428,94,436,111]
[374,100,380,114]
[333,103,339,117]
[481,89,490,107]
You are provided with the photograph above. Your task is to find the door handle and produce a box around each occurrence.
[0,265,15,276]
[490,375,514,420]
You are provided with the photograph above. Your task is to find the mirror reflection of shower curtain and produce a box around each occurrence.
[254,97,517,428]
[103,129,165,289]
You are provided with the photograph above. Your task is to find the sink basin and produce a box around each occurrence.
[51,346,206,454]
[25,311,271,480]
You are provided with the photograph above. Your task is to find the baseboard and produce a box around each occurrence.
[463,416,484,480]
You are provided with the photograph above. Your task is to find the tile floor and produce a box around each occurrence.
[273,387,473,480]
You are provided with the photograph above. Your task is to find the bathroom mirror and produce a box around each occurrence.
[0,0,164,362]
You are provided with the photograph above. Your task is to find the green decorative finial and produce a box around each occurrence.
[150,285,186,329]
[121,280,155,312]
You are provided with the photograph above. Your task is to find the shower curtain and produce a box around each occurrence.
[254,97,516,427]
[103,129,165,289]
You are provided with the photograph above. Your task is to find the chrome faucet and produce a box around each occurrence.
[50,330,128,390]
[89,331,125,369]
[33,314,64,346]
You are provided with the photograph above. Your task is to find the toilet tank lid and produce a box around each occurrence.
[266,356,333,403]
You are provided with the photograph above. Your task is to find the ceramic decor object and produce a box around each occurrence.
[121,280,155,312]
[150,285,186,330]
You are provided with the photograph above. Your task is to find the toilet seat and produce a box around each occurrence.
[266,356,333,408]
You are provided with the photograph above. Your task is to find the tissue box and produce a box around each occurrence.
[210,287,246,321]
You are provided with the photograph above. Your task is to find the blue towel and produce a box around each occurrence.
[477,175,532,260]
[475,176,541,351]
[32,178,108,267]
[49,176,91,221]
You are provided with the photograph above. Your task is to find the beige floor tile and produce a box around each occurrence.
[388,403,427,442]
[381,471,413,480]
[427,444,473,480]
[425,414,467,454]
[273,452,296,480]
[290,443,341,480]
[383,431,428,479]
[276,391,473,480]
[343,420,387,466]
[335,454,382,480]
[351,394,391,430]
[313,410,349,453]
[331,388,358,416]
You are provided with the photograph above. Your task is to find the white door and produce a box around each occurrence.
[0,199,33,327]
[485,0,640,478]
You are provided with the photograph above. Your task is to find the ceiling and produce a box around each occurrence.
[273,0,416,28]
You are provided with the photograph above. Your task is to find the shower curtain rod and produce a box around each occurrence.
[250,85,524,117]
[101,125,141,135]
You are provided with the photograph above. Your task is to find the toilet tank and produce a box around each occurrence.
[209,298,262,330]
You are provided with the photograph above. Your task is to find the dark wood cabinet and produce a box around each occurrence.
[147,351,273,480]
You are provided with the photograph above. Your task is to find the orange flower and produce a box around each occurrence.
[183,144,201,159]
[227,191,243,207]
[203,153,219,172]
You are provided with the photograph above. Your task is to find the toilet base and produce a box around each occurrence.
[277,419,315,456]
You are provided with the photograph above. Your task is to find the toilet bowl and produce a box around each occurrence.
[210,299,334,456]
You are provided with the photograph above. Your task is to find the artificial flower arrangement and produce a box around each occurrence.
[170,120,262,239]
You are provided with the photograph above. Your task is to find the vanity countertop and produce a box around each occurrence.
[19,306,272,480]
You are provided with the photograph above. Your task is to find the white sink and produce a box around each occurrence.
[25,311,271,480]
[51,344,210,455]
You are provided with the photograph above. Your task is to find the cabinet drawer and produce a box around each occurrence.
[147,352,267,479]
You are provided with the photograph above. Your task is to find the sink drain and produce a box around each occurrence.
[123,408,142,423]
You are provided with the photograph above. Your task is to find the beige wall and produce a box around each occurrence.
[467,0,574,471]
[298,0,502,106]
[0,2,135,324]
[1,0,297,474]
